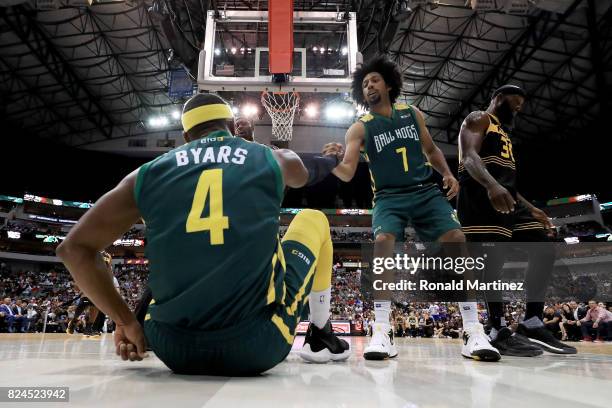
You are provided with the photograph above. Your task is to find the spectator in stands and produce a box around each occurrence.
[444,320,461,339]
[543,306,562,339]
[25,300,38,332]
[11,299,28,333]
[570,300,587,321]
[421,312,434,338]
[560,303,581,341]
[406,311,419,338]
[578,300,611,342]
[393,312,405,337]
[0,297,24,332]
[433,321,445,338]
[429,302,441,322]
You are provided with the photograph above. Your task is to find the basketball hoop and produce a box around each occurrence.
[261,91,300,141]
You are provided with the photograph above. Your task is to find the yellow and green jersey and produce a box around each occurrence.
[361,103,432,196]
[134,130,285,330]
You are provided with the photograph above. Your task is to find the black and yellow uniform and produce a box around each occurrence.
[457,113,546,241]
[135,130,334,375]
[361,103,460,241]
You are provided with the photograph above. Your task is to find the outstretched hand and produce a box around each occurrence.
[322,143,344,159]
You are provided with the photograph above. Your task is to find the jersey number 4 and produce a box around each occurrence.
[186,168,229,245]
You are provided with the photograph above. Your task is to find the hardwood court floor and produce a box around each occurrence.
[0,333,610,408]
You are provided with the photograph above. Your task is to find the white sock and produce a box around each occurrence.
[374,300,391,328]
[459,302,479,329]
[309,287,331,329]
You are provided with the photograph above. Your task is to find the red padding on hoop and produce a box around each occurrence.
[269,0,293,74]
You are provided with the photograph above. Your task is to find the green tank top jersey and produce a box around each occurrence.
[134,130,285,330]
[361,103,432,196]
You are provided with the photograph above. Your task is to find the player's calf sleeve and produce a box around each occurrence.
[524,244,555,320]
[309,228,332,329]
[282,209,331,262]
[312,231,332,292]
[283,209,334,328]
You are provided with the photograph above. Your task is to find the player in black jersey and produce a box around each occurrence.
[458,85,576,355]
[65,251,114,337]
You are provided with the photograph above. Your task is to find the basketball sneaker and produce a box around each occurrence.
[66,323,74,335]
[299,320,350,363]
[82,325,93,337]
[491,327,543,357]
[363,323,398,360]
[516,319,577,354]
[461,323,501,361]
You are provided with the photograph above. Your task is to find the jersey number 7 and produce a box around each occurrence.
[186,168,229,245]
[395,147,409,172]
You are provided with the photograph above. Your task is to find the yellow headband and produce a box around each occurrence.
[181,103,234,132]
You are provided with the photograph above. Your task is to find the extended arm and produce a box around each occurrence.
[272,149,309,188]
[322,121,365,182]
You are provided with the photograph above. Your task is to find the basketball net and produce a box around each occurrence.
[261,91,300,141]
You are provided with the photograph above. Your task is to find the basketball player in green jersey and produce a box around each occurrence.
[57,93,350,375]
[323,57,499,361]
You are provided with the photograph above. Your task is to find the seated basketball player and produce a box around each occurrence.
[57,93,350,375]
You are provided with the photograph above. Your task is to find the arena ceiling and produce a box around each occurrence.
[0,0,610,150]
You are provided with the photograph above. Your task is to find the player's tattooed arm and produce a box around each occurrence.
[272,149,309,188]
[460,111,515,213]
[322,121,365,182]
[413,107,459,200]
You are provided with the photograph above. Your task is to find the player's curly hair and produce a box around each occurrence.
[351,56,403,108]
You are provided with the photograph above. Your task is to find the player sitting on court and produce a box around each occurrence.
[57,93,349,376]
